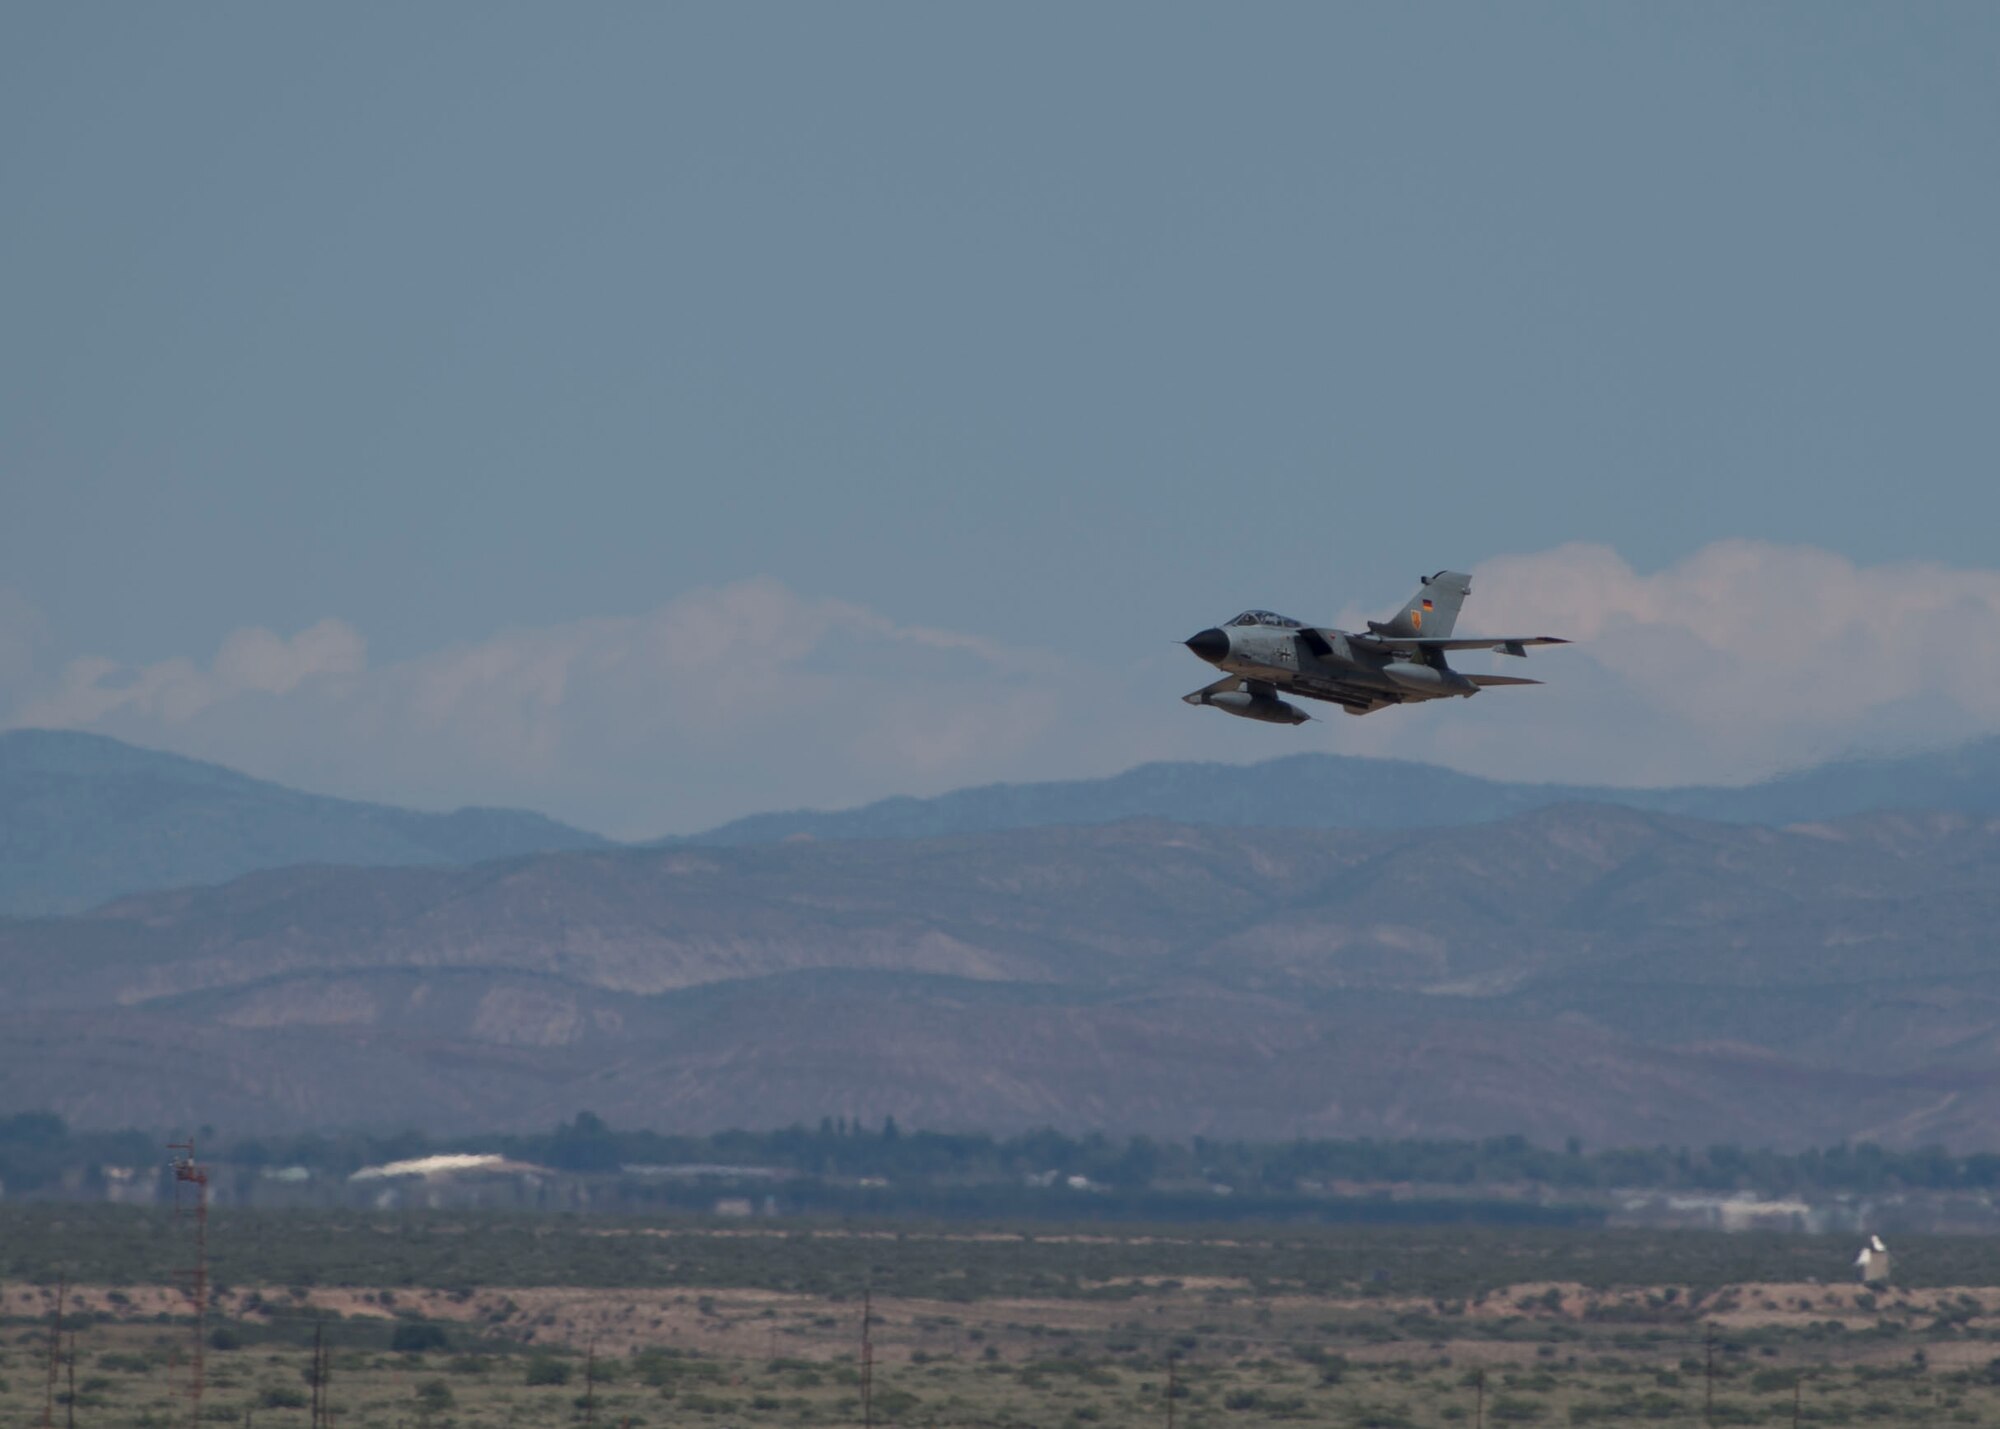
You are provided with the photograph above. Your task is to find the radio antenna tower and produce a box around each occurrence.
[167,1139,210,1429]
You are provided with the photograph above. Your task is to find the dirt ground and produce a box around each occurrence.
[5,1274,1992,1364]
[10,1272,2000,1427]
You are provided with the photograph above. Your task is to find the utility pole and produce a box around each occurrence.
[1704,1327,1716,1425]
[41,1277,66,1429]
[860,1289,875,1429]
[1474,1368,1485,1429]
[583,1334,598,1429]
[312,1321,331,1429]
[64,1330,77,1429]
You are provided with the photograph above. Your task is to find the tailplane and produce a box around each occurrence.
[1374,570,1472,639]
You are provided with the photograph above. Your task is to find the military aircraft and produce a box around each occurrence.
[1182,571,1568,723]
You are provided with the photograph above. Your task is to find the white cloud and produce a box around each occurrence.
[1326,541,2000,786]
[4,580,1098,836]
[15,619,366,729]
[9,546,2000,834]
[213,620,366,696]
[1475,540,2000,715]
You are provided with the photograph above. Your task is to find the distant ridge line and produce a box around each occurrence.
[9,726,2000,914]
[0,728,610,917]
[675,736,2000,847]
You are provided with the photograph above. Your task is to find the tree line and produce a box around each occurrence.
[8,1108,2000,1200]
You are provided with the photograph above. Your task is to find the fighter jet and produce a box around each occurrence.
[1182,570,1568,723]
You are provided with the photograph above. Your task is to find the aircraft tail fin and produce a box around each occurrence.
[1377,570,1471,639]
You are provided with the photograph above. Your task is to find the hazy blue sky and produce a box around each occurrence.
[6,4,1998,834]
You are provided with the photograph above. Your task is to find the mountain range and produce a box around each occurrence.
[9,726,2000,916]
[7,800,2000,1148]
[684,736,2000,844]
[0,729,607,917]
[11,728,2000,1151]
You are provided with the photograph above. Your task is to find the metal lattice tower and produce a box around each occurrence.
[167,1140,210,1429]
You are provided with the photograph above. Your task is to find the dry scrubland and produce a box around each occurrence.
[17,803,2000,1147]
[10,1215,2000,1425]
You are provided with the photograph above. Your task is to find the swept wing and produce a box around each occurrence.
[1354,633,1570,657]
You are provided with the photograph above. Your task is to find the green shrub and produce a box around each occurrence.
[525,1356,572,1387]
[392,1321,451,1354]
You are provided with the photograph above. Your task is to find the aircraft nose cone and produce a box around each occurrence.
[1184,627,1229,664]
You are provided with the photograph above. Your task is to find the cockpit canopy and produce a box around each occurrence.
[1224,610,1304,629]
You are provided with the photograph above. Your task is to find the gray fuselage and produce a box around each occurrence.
[1181,574,1562,722]
[1188,618,1474,716]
